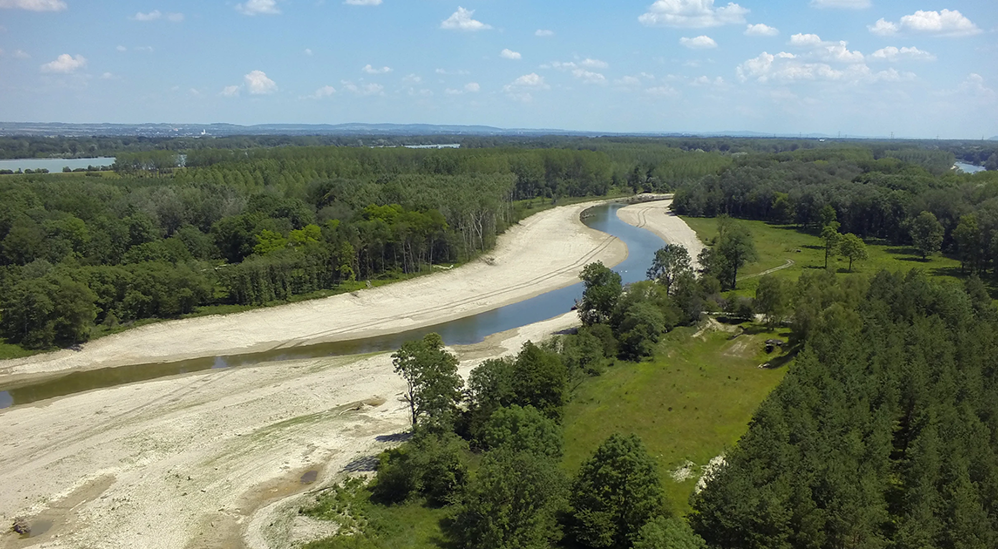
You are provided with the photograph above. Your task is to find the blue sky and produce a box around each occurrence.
[0,0,995,137]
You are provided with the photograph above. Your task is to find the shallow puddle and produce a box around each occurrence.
[300,470,319,484]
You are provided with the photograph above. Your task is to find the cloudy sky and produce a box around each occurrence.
[0,0,995,137]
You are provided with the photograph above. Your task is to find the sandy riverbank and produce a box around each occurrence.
[0,313,583,549]
[0,200,627,379]
[615,198,705,270]
[0,198,706,549]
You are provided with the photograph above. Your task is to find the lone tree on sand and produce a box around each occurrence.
[392,333,463,430]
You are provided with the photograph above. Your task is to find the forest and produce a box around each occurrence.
[0,136,995,353]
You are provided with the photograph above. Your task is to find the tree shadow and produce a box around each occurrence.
[343,455,380,473]
[376,432,412,443]
[761,347,800,370]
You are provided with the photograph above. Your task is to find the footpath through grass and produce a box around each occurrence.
[681,216,968,297]
[562,323,789,514]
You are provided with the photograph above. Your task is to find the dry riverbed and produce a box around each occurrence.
[0,200,627,380]
[0,198,703,549]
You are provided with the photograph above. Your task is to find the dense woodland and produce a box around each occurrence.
[692,271,998,549]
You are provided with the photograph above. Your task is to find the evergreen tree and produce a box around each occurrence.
[569,434,667,548]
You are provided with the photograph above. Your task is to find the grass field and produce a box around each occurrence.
[681,216,969,297]
[303,482,449,549]
[561,323,790,514]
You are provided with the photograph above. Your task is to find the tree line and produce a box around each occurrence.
[672,147,998,275]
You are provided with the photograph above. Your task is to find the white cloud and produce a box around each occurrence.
[0,0,66,11]
[402,74,422,84]
[100,72,120,80]
[736,51,903,84]
[789,33,822,47]
[244,70,277,94]
[810,0,870,9]
[870,10,981,38]
[504,73,549,100]
[363,64,392,74]
[132,10,184,22]
[220,85,241,97]
[645,85,679,97]
[958,74,995,99]
[304,48,312,56]
[40,53,86,73]
[789,33,864,63]
[870,46,936,62]
[12,49,29,58]
[535,29,554,37]
[572,69,606,84]
[547,59,609,71]
[133,10,160,21]
[440,7,491,31]
[614,75,642,87]
[580,58,608,69]
[116,45,127,52]
[236,0,280,16]
[691,75,725,86]
[509,73,547,88]
[341,80,385,96]
[899,9,980,37]
[639,0,748,28]
[745,23,778,36]
[445,82,480,95]
[134,46,154,52]
[500,49,522,60]
[308,85,336,99]
[344,0,381,4]
[868,18,898,36]
[680,35,717,49]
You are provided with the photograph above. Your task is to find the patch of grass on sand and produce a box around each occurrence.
[682,216,968,298]
[303,479,449,549]
[0,340,40,360]
[562,324,790,514]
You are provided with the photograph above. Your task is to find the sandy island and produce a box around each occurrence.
[0,198,702,549]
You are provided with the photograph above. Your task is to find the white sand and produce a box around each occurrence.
[0,196,709,549]
[0,313,583,549]
[0,201,626,379]
[616,197,705,270]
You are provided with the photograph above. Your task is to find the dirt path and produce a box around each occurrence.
[738,259,795,281]
[0,313,582,549]
[615,198,705,270]
[0,201,626,380]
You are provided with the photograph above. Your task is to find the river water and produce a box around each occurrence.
[0,203,664,409]
[955,162,986,174]
[0,157,115,172]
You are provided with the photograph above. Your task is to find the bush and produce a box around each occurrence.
[480,404,563,459]
[371,431,468,506]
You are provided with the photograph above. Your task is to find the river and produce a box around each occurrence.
[0,157,115,172]
[955,162,986,174]
[0,202,664,408]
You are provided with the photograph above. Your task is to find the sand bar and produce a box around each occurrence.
[0,200,627,379]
